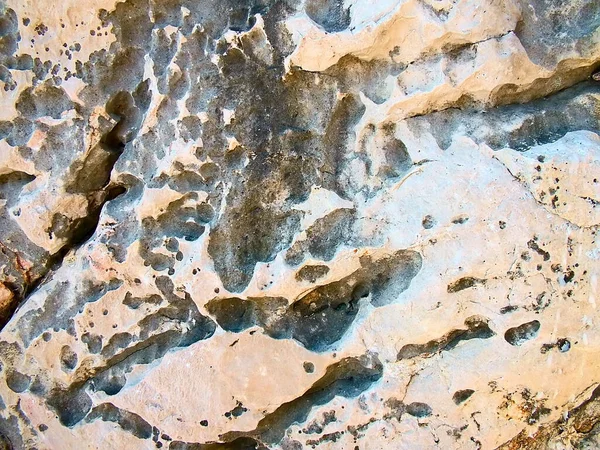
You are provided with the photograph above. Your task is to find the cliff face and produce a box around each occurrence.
[0,0,599,448]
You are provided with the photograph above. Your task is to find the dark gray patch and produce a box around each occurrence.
[5,369,30,393]
[406,81,600,151]
[4,117,33,147]
[514,0,599,68]
[378,123,412,179]
[452,389,475,405]
[447,277,486,293]
[208,249,422,351]
[451,215,469,225]
[220,354,383,445]
[81,333,103,354]
[398,316,495,360]
[15,83,74,119]
[383,397,405,421]
[0,415,22,450]
[123,292,163,310]
[208,201,302,292]
[169,437,266,450]
[528,239,550,261]
[302,409,336,434]
[138,195,212,272]
[500,305,518,314]
[18,278,119,346]
[46,386,93,427]
[505,320,541,346]
[101,332,134,358]
[75,277,216,398]
[286,208,356,265]
[406,402,432,418]
[225,401,248,419]
[422,215,435,229]
[59,346,78,371]
[86,402,152,439]
[305,0,351,33]
[295,265,330,283]
[303,361,315,373]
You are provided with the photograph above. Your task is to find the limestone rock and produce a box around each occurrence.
[0,0,599,449]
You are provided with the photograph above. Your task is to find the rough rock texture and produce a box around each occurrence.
[0,0,599,448]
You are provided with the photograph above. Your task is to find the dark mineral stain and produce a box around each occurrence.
[81,332,103,354]
[301,410,337,436]
[422,215,435,229]
[85,277,216,396]
[447,277,486,293]
[208,249,421,351]
[541,337,571,354]
[123,291,163,309]
[406,402,432,418]
[138,194,213,272]
[206,297,279,333]
[286,208,357,265]
[15,83,74,119]
[170,437,267,450]
[5,369,31,393]
[225,401,248,419]
[405,81,600,151]
[397,316,495,360]
[86,403,152,439]
[513,0,599,68]
[303,361,315,373]
[383,397,405,421]
[452,389,475,405]
[295,264,330,283]
[101,332,134,358]
[219,354,383,446]
[18,278,119,346]
[305,0,350,33]
[451,215,469,225]
[504,320,541,346]
[0,415,22,450]
[46,386,93,427]
[59,345,78,371]
[378,124,412,179]
[527,239,550,261]
[35,277,216,425]
[500,305,518,314]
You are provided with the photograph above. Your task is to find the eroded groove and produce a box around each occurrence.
[0,82,150,331]
[205,354,384,446]
[406,79,600,151]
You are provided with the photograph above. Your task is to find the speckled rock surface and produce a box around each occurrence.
[0,0,599,449]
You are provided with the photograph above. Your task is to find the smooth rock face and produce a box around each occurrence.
[0,0,598,448]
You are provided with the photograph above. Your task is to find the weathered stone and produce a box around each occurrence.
[0,0,599,448]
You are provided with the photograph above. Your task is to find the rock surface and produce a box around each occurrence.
[0,0,599,448]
